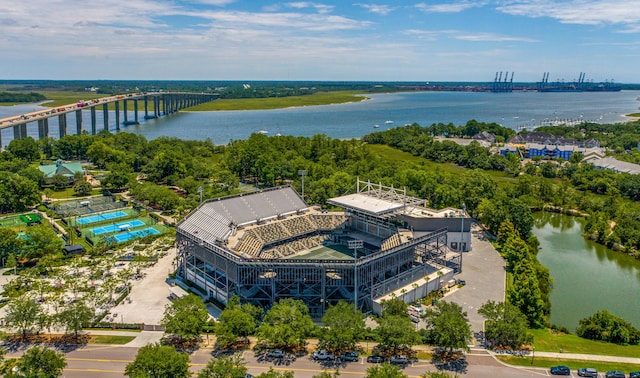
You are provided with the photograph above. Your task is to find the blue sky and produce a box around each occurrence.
[1,1,639,82]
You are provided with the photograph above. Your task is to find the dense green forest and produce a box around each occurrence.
[0,91,46,103]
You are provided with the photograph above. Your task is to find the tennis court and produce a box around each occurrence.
[110,227,160,243]
[91,219,146,235]
[77,210,128,225]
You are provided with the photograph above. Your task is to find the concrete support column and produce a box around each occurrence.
[115,101,120,130]
[162,95,167,115]
[75,109,83,134]
[13,125,21,140]
[123,100,128,124]
[58,114,67,137]
[144,96,149,118]
[38,119,48,139]
[155,96,160,117]
[20,123,27,139]
[134,99,139,123]
[90,107,97,135]
[103,104,109,130]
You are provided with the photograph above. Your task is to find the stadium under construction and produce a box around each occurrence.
[175,180,469,317]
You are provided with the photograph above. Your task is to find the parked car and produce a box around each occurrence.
[312,350,334,361]
[340,352,359,362]
[266,349,284,359]
[606,372,626,378]
[578,368,598,377]
[550,366,571,375]
[390,355,410,365]
[629,372,640,378]
[366,355,385,363]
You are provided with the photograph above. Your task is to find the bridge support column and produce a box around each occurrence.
[58,114,67,137]
[103,104,109,131]
[13,125,21,140]
[75,109,83,134]
[144,97,150,118]
[90,107,97,135]
[115,101,120,130]
[155,96,160,117]
[123,100,129,124]
[134,99,139,123]
[162,95,167,115]
[38,119,49,139]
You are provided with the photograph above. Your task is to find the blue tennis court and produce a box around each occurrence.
[91,219,145,235]
[110,227,160,243]
[77,210,128,225]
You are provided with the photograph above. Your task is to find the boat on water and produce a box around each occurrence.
[385,120,393,124]
[258,130,268,134]
[373,124,380,128]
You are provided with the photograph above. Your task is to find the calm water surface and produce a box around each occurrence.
[533,212,640,330]
[1,90,640,147]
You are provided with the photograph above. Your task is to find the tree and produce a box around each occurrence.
[576,310,640,345]
[3,296,43,340]
[256,298,315,350]
[421,372,459,378]
[422,301,472,353]
[73,179,92,196]
[478,300,532,349]
[125,343,190,378]
[56,299,94,341]
[6,346,66,378]
[255,368,295,378]
[0,228,21,263]
[375,315,420,355]
[508,260,546,328]
[318,300,365,355]
[0,172,40,212]
[365,363,408,378]
[380,297,408,317]
[197,355,248,378]
[22,224,64,259]
[161,294,209,342]
[7,137,40,162]
[215,303,258,349]
[313,371,341,378]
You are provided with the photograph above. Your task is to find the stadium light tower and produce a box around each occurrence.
[348,239,363,312]
[298,170,307,199]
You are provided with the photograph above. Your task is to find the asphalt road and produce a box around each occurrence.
[5,345,550,377]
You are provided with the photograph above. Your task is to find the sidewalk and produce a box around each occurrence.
[530,351,640,365]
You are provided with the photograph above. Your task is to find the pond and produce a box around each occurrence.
[533,212,640,330]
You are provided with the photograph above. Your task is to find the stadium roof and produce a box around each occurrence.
[178,186,308,242]
[327,179,425,216]
[328,193,405,216]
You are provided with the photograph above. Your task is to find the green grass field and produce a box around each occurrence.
[530,328,640,358]
[90,335,136,344]
[497,355,640,374]
[187,91,368,111]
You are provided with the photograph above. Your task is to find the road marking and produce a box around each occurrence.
[65,368,125,373]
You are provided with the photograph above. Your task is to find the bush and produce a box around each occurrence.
[576,310,640,345]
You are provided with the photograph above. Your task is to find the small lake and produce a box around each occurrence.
[533,212,640,330]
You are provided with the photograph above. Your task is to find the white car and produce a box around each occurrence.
[312,350,334,361]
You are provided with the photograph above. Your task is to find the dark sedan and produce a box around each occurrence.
[606,372,626,378]
[550,366,571,375]
[366,355,385,363]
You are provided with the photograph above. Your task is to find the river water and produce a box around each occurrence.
[533,212,640,330]
[1,90,640,147]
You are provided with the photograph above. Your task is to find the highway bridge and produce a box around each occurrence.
[0,91,219,148]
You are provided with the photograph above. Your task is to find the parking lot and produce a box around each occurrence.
[446,223,506,339]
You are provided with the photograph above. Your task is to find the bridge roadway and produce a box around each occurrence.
[6,345,547,377]
[0,91,218,147]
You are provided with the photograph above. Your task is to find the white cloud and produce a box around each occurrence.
[497,0,640,26]
[416,1,486,13]
[355,3,395,15]
[191,0,236,5]
[285,2,335,14]
[455,32,538,42]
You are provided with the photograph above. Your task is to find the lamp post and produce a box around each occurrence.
[197,186,203,204]
[298,170,307,200]
[460,202,466,273]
